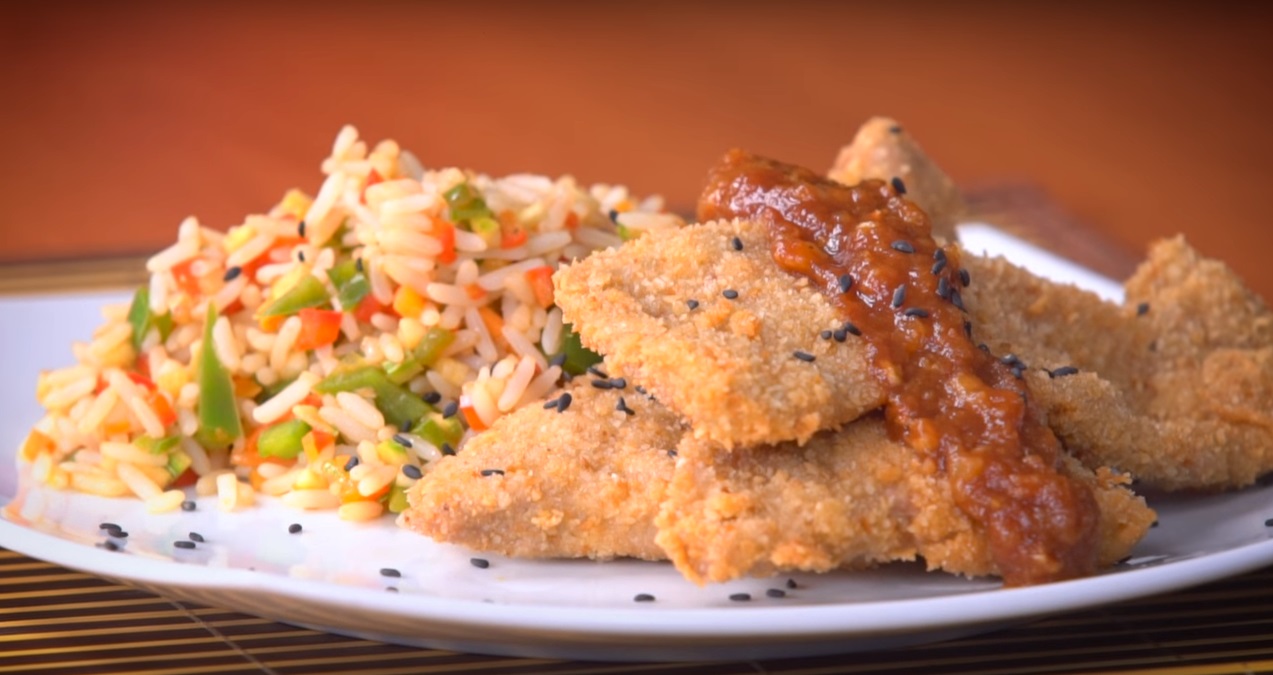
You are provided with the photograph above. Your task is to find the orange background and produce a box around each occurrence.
[2,2,1271,294]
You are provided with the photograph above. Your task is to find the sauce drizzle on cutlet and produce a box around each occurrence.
[697,149,1100,586]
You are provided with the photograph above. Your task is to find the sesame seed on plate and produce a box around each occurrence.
[634,593,656,602]
[402,464,423,480]
[380,568,402,578]
[189,532,205,543]
[288,523,303,534]
[174,540,196,550]
[470,557,491,569]
[729,593,752,602]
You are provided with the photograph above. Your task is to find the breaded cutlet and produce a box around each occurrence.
[656,417,1155,585]
[400,382,685,561]
[553,217,886,449]
[964,238,1273,490]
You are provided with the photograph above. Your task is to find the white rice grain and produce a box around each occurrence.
[497,356,538,412]
[466,308,499,363]
[319,405,377,445]
[336,391,385,430]
[179,436,212,476]
[252,371,319,425]
[541,307,564,355]
[270,315,302,374]
[117,462,162,500]
[146,236,200,273]
[475,257,548,291]
[76,388,118,435]
[212,316,241,373]
[101,441,168,467]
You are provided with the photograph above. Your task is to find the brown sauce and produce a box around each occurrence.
[698,149,1099,585]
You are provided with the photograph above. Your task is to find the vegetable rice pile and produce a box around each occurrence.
[20,125,682,520]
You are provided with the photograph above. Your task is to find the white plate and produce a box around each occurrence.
[3,228,1272,662]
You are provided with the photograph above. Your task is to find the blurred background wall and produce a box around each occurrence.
[2,1,1270,293]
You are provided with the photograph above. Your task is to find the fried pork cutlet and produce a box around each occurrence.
[963,237,1273,491]
[400,383,684,561]
[656,417,1154,585]
[553,217,886,449]
[828,116,967,242]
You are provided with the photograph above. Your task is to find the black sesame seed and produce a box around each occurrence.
[1000,354,1023,367]
[480,469,506,477]
[842,322,861,336]
[832,329,847,342]
[666,449,678,458]
[441,443,456,456]
[1265,518,1273,528]
[891,240,915,254]
[687,299,700,310]
[766,588,786,598]
[297,250,306,263]
[288,523,303,534]
[99,522,120,531]
[950,289,965,312]
[903,307,929,318]
[634,593,656,602]
[548,353,567,368]
[1011,364,1024,379]
[931,257,947,275]
[1137,302,1150,316]
[423,391,443,405]
[978,343,991,353]
[729,593,752,602]
[934,247,947,262]
[355,258,364,273]
[610,377,627,389]
[181,500,197,512]
[297,221,307,238]
[470,557,491,569]
[959,268,971,287]
[889,125,903,134]
[936,276,951,300]
[344,455,360,471]
[730,236,743,251]
[587,365,609,378]
[399,420,413,433]
[380,568,402,578]
[223,266,242,282]
[98,540,120,552]
[1151,520,1160,528]
[635,385,647,395]
[793,351,816,362]
[964,320,973,339]
[402,464,423,480]
[442,401,459,418]
[616,396,635,416]
[557,392,573,413]
[386,586,399,593]
[109,530,129,538]
[820,330,833,340]
[591,378,614,390]
[891,285,907,308]
[543,398,560,410]
[392,434,413,448]
[786,578,798,589]
[891,177,907,195]
[838,273,853,293]
[722,289,739,300]
[1049,366,1080,378]
[174,540,196,550]
[189,532,205,543]
[608,209,620,223]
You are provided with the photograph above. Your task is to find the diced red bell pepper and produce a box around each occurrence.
[293,308,343,351]
[525,266,555,308]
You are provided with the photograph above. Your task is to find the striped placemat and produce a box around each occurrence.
[3,547,1272,674]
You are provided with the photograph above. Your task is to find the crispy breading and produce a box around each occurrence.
[655,417,1155,585]
[400,383,685,560]
[828,116,967,241]
[553,217,885,449]
[964,237,1273,490]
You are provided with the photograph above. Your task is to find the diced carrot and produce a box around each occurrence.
[465,284,487,301]
[499,211,528,249]
[342,480,391,504]
[127,371,157,391]
[259,313,286,333]
[392,285,426,320]
[170,259,203,297]
[147,389,178,428]
[360,169,383,204]
[525,266,555,308]
[459,396,488,433]
[563,211,579,230]
[103,420,131,436]
[294,308,343,351]
[19,430,54,462]
[233,376,262,400]
[433,219,457,264]
[476,306,508,350]
[353,293,393,323]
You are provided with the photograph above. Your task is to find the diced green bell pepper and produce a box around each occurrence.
[136,435,180,455]
[386,482,410,514]
[554,323,602,376]
[195,303,243,449]
[258,275,329,318]
[443,183,493,223]
[410,412,464,451]
[257,419,311,460]
[327,259,370,311]
[127,286,174,352]
[384,327,456,384]
[314,366,431,430]
[166,450,192,480]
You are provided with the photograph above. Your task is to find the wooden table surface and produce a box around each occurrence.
[1,2,1271,295]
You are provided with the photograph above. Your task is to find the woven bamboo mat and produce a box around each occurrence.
[4,547,1273,674]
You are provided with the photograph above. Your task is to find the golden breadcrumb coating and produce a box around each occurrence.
[400,382,685,560]
[553,217,885,449]
[964,236,1273,490]
[656,417,1154,585]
